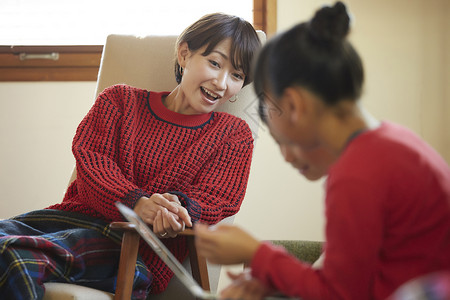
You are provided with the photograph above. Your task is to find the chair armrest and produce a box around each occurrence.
[110,222,194,236]
[110,221,136,231]
[180,228,195,236]
[109,222,195,236]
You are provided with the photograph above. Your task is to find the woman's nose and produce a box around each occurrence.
[213,71,227,90]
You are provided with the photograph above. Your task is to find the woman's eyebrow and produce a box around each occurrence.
[212,50,243,71]
[212,50,228,60]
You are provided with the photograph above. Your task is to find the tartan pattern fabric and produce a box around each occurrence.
[0,209,151,300]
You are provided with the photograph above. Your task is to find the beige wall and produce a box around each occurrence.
[0,82,95,218]
[0,0,449,290]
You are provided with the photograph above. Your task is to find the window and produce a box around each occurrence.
[0,0,276,81]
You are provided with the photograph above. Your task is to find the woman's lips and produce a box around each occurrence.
[201,87,221,103]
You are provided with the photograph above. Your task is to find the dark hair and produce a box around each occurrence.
[175,13,261,86]
[254,2,364,122]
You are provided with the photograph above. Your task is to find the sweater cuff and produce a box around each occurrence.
[168,191,202,223]
[123,188,151,209]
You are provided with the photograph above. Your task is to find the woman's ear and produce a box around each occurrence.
[177,42,190,68]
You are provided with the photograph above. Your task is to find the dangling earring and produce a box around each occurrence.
[179,65,184,76]
[229,95,238,103]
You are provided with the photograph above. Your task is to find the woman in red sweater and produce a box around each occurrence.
[0,13,261,299]
[195,2,450,300]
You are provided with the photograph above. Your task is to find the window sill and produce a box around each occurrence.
[0,45,103,81]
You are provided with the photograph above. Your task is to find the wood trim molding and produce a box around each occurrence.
[253,0,277,38]
[0,45,102,81]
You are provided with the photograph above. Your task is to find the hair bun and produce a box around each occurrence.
[309,1,350,43]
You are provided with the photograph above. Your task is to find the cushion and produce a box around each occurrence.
[43,282,113,300]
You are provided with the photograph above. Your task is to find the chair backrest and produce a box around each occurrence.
[94,32,266,139]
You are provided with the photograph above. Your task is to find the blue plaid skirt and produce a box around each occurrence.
[0,209,152,300]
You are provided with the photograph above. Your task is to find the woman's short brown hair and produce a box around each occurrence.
[175,13,261,87]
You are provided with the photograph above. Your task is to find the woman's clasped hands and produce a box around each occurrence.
[134,193,192,238]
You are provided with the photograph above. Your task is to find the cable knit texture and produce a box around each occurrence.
[48,84,254,293]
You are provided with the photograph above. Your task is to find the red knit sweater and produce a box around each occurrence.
[251,122,450,300]
[48,84,254,293]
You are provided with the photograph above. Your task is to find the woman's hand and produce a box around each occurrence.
[195,223,261,265]
[134,193,192,238]
[219,269,271,300]
[153,206,189,238]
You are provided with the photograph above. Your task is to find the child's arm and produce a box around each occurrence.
[194,223,261,265]
[195,223,329,299]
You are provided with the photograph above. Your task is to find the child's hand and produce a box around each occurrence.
[219,269,271,300]
[194,223,261,265]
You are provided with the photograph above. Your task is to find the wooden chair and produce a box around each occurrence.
[44,32,265,300]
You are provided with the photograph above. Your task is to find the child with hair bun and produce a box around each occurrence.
[195,2,450,299]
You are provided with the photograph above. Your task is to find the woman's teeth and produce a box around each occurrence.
[201,87,219,101]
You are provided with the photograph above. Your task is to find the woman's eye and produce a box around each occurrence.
[209,60,220,68]
[233,73,244,81]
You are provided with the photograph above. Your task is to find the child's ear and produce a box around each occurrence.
[177,42,190,68]
[281,87,307,126]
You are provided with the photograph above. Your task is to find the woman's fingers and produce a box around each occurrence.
[162,193,181,205]
[154,208,187,238]
[134,193,191,235]
[162,209,180,238]
[152,194,179,214]
[153,210,166,237]
[175,205,192,228]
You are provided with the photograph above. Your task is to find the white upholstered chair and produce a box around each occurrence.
[43,31,265,300]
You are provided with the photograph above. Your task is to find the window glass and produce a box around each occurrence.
[0,0,253,45]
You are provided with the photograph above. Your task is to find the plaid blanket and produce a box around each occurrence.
[0,209,152,300]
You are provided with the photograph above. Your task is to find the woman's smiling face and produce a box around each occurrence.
[177,38,245,115]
